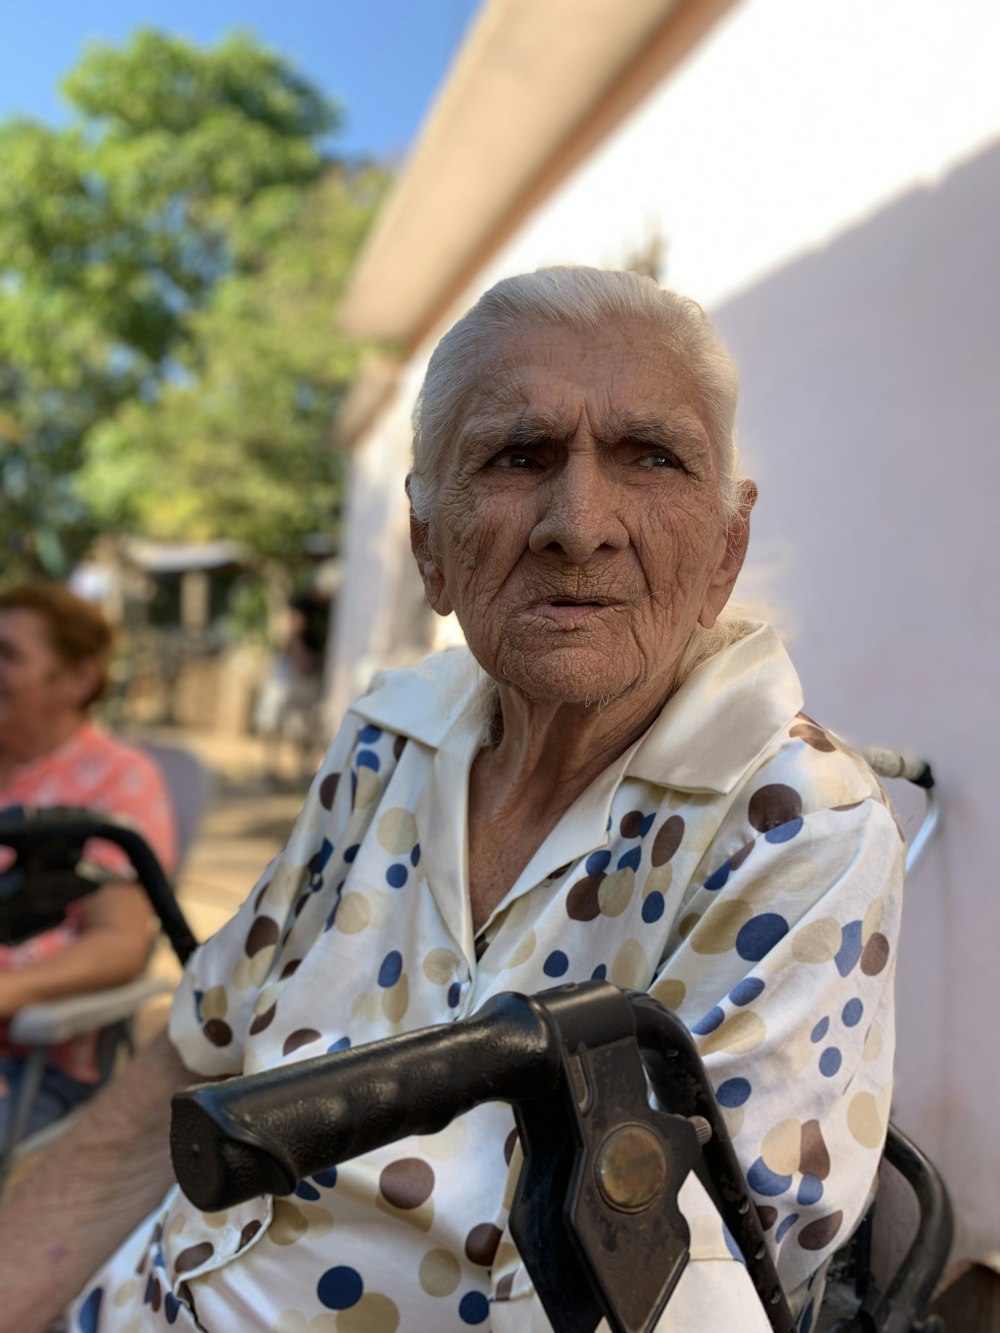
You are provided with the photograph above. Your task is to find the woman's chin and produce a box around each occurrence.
[487,641,642,708]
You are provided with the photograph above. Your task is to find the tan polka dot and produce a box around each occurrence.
[667,790,688,810]
[336,893,371,934]
[253,983,284,1015]
[598,867,635,917]
[419,1248,462,1296]
[698,1010,766,1056]
[269,1200,310,1246]
[382,974,409,1023]
[264,869,299,909]
[337,1292,400,1332]
[200,1210,229,1230]
[800,1120,831,1180]
[354,767,381,808]
[113,1279,138,1307]
[761,1118,802,1175]
[377,808,418,855]
[120,1319,142,1333]
[200,986,228,1021]
[643,863,673,896]
[610,938,648,989]
[367,890,396,929]
[863,897,885,945]
[746,856,816,902]
[862,1025,883,1063]
[721,1105,744,1138]
[494,1240,520,1277]
[244,947,276,988]
[423,948,460,985]
[847,1092,884,1149]
[689,900,754,955]
[503,931,537,969]
[166,1211,187,1240]
[650,977,686,1010]
[502,895,534,932]
[244,1048,265,1075]
[791,917,842,964]
[678,912,700,940]
[418,1116,469,1161]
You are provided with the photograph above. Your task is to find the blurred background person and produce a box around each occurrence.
[0,583,177,1139]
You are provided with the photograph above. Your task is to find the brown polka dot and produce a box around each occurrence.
[797,1210,844,1251]
[319,772,340,809]
[174,1241,214,1273]
[756,1205,777,1231]
[800,1119,831,1180]
[504,1127,519,1165]
[282,1028,321,1056]
[245,915,279,957]
[652,815,685,866]
[495,1273,515,1301]
[379,1158,435,1209]
[566,874,603,922]
[393,735,407,760]
[730,840,755,872]
[293,895,309,920]
[149,1275,162,1311]
[249,1005,276,1036]
[550,862,572,880]
[239,1220,262,1248]
[790,721,836,753]
[832,801,864,813]
[748,784,803,833]
[860,932,890,976]
[254,883,269,913]
[465,1222,502,1266]
[203,1019,232,1047]
[280,958,301,979]
[620,810,644,839]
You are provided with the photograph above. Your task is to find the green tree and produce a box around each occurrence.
[0,29,377,578]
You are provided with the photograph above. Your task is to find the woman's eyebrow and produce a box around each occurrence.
[597,410,711,454]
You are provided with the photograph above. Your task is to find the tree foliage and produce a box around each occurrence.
[0,29,383,577]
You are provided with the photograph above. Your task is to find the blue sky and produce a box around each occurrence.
[0,0,483,160]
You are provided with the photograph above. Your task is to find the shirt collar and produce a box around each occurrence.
[351,621,802,796]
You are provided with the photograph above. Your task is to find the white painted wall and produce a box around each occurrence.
[331,0,1000,1253]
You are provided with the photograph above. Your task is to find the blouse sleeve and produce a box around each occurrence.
[648,797,904,1321]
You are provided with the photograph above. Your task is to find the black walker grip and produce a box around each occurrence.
[171,991,560,1211]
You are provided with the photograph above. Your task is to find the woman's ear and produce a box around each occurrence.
[406,476,454,617]
[698,479,757,629]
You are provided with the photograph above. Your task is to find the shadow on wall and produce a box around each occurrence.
[712,137,1000,1256]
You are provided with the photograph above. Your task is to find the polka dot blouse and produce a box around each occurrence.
[70,623,903,1333]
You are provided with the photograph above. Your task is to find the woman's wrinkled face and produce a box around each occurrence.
[411,320,751,707]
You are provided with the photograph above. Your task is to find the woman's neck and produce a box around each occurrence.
[0,714,87,786]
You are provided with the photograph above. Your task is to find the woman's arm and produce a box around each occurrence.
[0,1029,193,1333]
[0,880,153,1016]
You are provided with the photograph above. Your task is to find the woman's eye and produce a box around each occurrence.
[637,450,678,471]
[491,451,539,470]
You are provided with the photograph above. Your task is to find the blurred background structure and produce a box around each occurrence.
[330,0,1000,1265]
[2,0,998,1273]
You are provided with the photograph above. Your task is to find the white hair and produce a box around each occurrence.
[409,265,742,523]
[409,266,752,683]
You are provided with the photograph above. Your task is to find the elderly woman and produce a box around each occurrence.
[0,269,902,1333]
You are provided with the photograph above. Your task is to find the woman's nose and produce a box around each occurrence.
[528,455,629,562]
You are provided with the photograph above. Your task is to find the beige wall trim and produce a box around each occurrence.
[330,354,402,451]
[339,0,736,346]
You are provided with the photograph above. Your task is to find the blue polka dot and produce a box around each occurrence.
[722,1222,745,1263]
[543,950,569,978]
[459,1292,490,1325]
[692,1005,725,1035]
[835,920,863,977]
[591,963,607,980]
[378,951,403,988]
[410,842,421,866]
[799,1300,815,1333]
[164,1291,180,1324]
[639,813,655,836]
[798,1174,824,1206]
[329,1035,350,1054]
[747,1158,792,1197]
[811,1017,830,1043]
[78,1288,103,1333]
[313,1166,338,1189]
[842,998,864,1027]
[296,1180,321,1201]
[586,850,611,874]
[356,749,380,772]
[193,989,204,1019]
[819,1047,842,1077]
[729,977,765,1006]
[344,843,360,863]
[318,1266,364,1310]
[386,862,408,889]
[765,817,804,844]
[736,913,789,962]
[717,1077,752,1108]
[704,861,732,891]
[642,892,665,923]
[143,1275,156,1306]
[447,981,462,1007]
[359,725,382,743]
[776,1213,800,1243]
[617,846,642,871]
